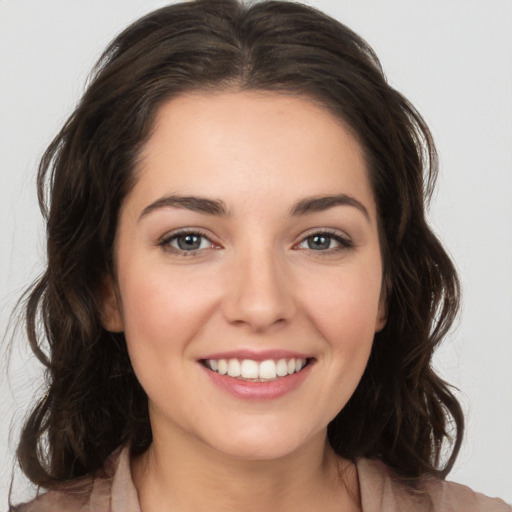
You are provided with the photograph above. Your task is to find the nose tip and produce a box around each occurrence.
[222,253,296,332]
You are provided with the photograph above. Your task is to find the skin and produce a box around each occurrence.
[102,91,386,512]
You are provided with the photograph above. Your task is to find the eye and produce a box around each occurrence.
[296,231,352,252]
[159,230,215,254]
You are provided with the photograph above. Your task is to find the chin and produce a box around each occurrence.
[199,420,323,461]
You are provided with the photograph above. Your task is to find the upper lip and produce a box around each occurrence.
[199,349,313,362]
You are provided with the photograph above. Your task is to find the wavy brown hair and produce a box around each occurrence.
[15,0,463,487]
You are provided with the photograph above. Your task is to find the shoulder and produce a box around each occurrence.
[10,446,127,512]
[10,478,96,512]
[356,458,512,512]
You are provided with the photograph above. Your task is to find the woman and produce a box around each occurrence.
[8,0,511,510]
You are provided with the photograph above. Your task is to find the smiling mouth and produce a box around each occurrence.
[201,357,312,382]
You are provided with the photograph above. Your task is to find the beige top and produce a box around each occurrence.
[13,446,511,512]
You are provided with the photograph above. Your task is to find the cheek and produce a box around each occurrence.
[116,267,217,406]
[310,277,380,404]
[302,262,383,345]
[116,261,223,370]
[299,259,382,403]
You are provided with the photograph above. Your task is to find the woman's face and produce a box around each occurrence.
[103,91,386,460]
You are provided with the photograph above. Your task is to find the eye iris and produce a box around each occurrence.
[177,234,202,250]
[308,235,331,250]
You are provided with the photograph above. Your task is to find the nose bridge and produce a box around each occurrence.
[223,239,295,331]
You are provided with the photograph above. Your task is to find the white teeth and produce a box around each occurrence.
[240,359,259,379]
[259,360,277,379]
[205,357,309,380]
[217,359,228,375]
[295,358,306,372]
[227,359,241,377]
[276,359,288,377]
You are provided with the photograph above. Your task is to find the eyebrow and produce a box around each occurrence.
[139,195,228,220]
[139,193,370,222]
[289,194,371,222]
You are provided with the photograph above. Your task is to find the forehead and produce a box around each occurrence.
[144,90,363,161]
[129,90,375,217]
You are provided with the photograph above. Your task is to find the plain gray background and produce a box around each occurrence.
[1,0,511,504]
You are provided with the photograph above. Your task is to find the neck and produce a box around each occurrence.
[132,427,360,512]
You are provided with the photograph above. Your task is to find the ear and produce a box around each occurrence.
[98,276,124,332]
[374,278,389,333]
[375,297,387,332]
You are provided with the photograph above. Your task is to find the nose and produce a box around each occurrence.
[222,247,296,333]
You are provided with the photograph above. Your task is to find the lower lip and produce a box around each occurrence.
[201,362,313,400]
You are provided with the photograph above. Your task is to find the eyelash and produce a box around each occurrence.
[158,229,353,256]
[296,230,354,254]
[158,229,216,256]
